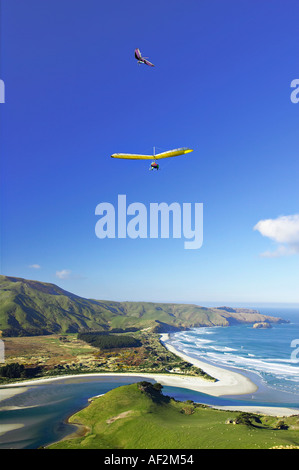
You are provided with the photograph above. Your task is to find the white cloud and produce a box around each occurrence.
[29,264,41,269]
[259,246,290,258]
[254,214,299,257]
[56,269,71,279]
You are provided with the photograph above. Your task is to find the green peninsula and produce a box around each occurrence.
[48,382,299,450]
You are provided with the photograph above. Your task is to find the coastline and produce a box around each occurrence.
[0,334,258,398]
[1,334,298,417]
[159,333,259,396]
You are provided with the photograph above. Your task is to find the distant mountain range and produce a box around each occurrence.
[0,275,288,337]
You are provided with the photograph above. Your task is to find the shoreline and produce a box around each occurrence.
[0,334,258,398]
[159,333,259,396]
[1,334,298,417]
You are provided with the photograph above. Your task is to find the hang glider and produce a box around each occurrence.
[111,147,193,160]
[111,148,193,172]
[134,48,155,67]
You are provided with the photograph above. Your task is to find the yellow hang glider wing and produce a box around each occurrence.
[111,147,193,160]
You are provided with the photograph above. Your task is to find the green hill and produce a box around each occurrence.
[48,382,299,449]
[0,275,287,337]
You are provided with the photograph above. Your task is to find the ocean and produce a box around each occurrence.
[166,307,299,400]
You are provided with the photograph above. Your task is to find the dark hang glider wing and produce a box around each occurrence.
[143,59,154,67]
[134,48,142,60]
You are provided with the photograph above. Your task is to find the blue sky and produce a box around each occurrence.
[1,0,299,305]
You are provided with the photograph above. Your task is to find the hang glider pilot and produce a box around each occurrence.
[150,162,159,171]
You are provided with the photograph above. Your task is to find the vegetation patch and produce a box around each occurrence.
[0,362,42,379]
[77,332,142,350]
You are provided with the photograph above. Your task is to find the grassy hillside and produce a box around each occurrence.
[48,382,299,449]
[0,275,287,337]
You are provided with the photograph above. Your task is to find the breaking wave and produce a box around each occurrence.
[167,309,299,395]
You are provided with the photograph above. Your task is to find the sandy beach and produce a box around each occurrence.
[1,334,298,417]
[159,333,258,396]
